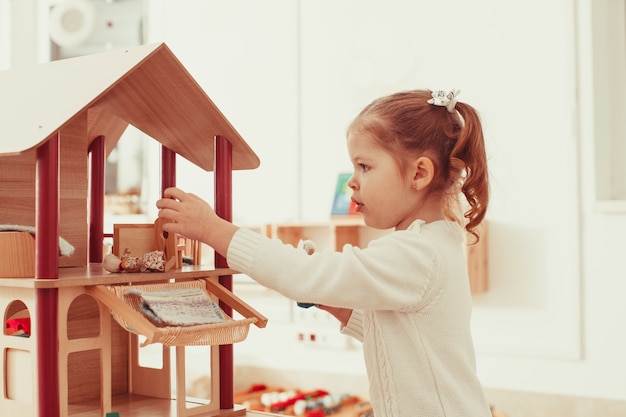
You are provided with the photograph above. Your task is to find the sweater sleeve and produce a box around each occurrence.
[340,309,364,342]
[226,225,446,312]
[227,227,265,274]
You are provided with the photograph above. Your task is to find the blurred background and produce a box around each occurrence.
[1,0,625,415]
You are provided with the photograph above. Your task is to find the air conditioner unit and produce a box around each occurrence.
[50,0,143,60]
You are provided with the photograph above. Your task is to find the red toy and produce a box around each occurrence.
[5,317,30,337]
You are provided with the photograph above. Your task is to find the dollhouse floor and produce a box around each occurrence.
[67,393,257,417]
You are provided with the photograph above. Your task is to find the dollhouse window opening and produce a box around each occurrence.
[4,300,30,338]
[4,348,32,402]
[67,294,100,340]
[133,336,217,402]
[177,344,216,401]
[136,335,164,369]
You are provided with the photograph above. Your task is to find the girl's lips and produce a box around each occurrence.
[352,199,363,212]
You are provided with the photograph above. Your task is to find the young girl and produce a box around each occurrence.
[156,89,491,417]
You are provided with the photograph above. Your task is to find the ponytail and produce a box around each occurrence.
[452,103,489,242]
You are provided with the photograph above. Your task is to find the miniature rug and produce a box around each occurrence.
[125,287,226,326]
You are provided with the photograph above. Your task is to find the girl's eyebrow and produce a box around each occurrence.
[353,154,375,163]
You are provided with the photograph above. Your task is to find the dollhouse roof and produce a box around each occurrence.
[0,42,259,171]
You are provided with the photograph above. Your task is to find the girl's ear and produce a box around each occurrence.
[411,156,435,191]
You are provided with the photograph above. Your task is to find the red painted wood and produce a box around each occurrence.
[89,135,105,263]
[35,133,60,417]
[214,135,234,409]
[161,145,176,195]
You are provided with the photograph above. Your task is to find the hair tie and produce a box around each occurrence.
[427,89,461,113]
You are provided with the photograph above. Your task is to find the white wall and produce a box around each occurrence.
[0,0,9,69]
[142,0,301,225]
[140,0,625,402]
[4,0,626,403]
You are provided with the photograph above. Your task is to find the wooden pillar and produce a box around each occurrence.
[88,135,105,263]
[36,133,60,417]
[161,145,176,194]
[214,135,233,409]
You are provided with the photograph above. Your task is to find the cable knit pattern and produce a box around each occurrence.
[227,220,491,417]
[372,310,399,416]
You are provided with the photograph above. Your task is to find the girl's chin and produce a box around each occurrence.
[361,214,375,227]
[362,216,392,231]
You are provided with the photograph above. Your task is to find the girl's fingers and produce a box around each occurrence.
[156,198,172,209]
[163,186,185,200]
[157,207,176,219]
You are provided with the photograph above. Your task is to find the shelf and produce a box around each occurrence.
[0,265,238,289]
[67,393,248,417]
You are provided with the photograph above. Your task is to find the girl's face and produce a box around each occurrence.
[346,130,422,231]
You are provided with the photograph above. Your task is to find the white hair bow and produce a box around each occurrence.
[427,89,461,113]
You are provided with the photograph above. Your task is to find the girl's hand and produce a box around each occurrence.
[316,305,353,327]
[156,187,238,256]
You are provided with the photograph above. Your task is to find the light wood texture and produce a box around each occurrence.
[155,218,180,269]
[174,346,221,417]
[0,42,263,417]
[58,287,112,416]
[204,279,268,329]
[113,223,156,258]
[0,287,37,417]
[128,333,172,399]
[85,278,266,347]
[85,285,157,339]
[186,239,202,265]
[272,225,304,247]
[81,277,266,416]
[67,394,249,417]
[0,264,238,289]
[0,151,36,240]
[0,42,260,269]
[0,269,260,417]
[112,220,185,271]
[0,43,259,171]
[86,107,129,159]
[58,112,90,267]
[0,232,35,277]
[334,225,361,249]
[0,114,91,268]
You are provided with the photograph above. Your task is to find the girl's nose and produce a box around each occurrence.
[347,174,357,190]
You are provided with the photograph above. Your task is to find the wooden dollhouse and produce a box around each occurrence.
[0,43,269,417]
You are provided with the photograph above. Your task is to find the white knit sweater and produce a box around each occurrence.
[227,219,491,417]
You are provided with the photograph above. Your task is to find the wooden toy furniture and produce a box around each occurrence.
[0,43,268,417]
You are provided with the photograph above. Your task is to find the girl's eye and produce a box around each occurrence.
[359,163,370,172]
